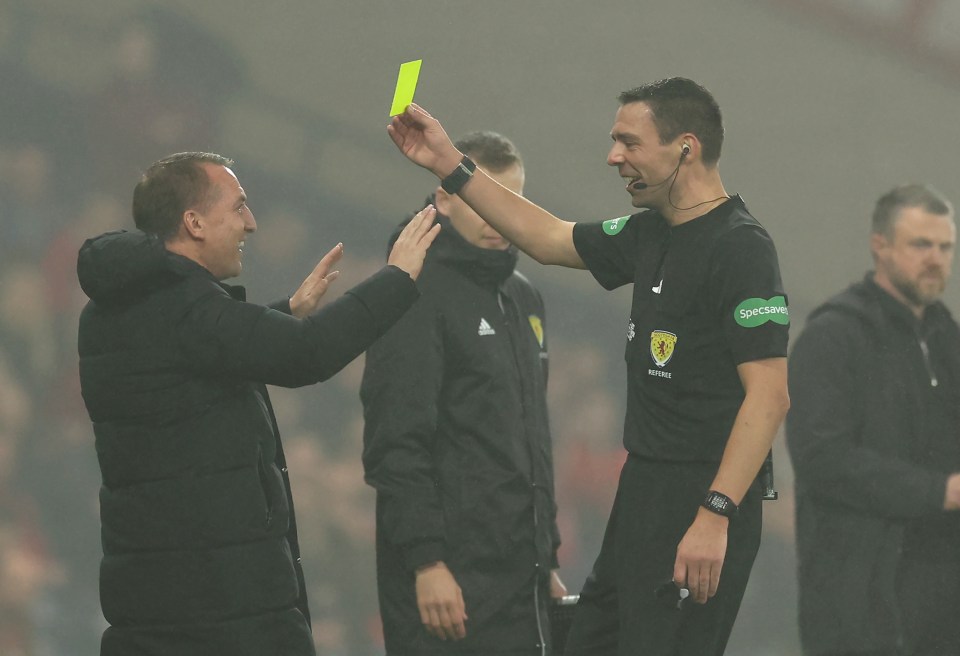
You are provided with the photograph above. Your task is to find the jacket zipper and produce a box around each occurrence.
[917,337,938,387]
[534,577,547,656]
[502,289,548,656]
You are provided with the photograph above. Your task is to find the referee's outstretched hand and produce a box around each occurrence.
[387,204,441,281]
[388,104,463,180]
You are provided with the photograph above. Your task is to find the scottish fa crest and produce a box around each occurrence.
[528,315,544,348]
[650,330,677,367]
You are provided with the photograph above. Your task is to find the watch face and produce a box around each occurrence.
[704,492,736,517]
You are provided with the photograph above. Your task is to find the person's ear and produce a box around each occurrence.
[182,209,204,240]
[870,231,888,261]
[677,133,700,161]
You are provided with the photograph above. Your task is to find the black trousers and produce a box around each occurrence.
[564,455,762,656]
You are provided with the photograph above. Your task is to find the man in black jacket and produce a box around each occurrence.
[361,132,566,655]
[77,152,439,656]
[787,183,960,656]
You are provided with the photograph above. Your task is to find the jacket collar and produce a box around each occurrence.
[78,229,245,306]
[812,272,952,339]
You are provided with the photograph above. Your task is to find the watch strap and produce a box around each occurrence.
[440,155,477,195]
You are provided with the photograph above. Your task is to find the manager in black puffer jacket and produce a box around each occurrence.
[361,132,565,656]
[77,152,439,656]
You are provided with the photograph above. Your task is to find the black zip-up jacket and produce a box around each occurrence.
[786,274,960,655]
[77,230,418,656]
[361,213,561,654]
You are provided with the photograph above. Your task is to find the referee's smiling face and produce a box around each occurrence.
[607,101,683,209]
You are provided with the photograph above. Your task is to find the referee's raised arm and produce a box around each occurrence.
[388,103,584,268]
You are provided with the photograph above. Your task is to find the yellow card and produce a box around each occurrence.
[389,59,422,116]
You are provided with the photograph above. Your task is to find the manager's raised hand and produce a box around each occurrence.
[387,204,441,280]
[289,242,343,318]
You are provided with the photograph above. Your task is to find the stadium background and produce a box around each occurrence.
[2,0,959,653]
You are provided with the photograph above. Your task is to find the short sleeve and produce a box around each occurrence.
[711,225,790,364]
[572,214,643,290]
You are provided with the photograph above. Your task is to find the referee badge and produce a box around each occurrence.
[650,330,677,367]
[602,215,631,235]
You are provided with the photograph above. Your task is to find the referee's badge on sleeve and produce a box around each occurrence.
[602,215,631,235]
[733,296,790,328]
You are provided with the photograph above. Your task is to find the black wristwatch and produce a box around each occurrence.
[440,155,477,195]
[701,490,738,519]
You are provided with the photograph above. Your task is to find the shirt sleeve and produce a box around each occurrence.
[572,214,643,290]
[710,225,790,364]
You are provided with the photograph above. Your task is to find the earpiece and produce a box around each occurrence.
[681,143,690,157]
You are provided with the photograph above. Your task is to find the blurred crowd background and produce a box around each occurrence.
[2,0,960,654]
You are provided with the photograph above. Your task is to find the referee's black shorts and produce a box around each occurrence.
[564,454,762,656]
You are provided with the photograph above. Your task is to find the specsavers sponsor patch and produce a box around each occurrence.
[602,216,631,235]
[733,296,789,328]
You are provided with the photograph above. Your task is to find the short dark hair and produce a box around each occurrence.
[872,183,954,237]
[618,77,724,165]
[454,131,522,172]
[132,152,235,239]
